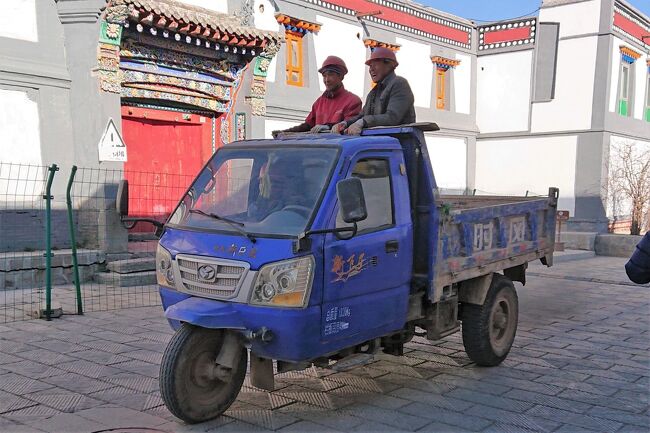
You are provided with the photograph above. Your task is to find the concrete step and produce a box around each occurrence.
[95,271,157,287]
[107,257,155,274]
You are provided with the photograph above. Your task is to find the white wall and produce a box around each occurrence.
[396,37,433,109]
[476,50,532,133]
[314,16,365,97]
[425,135,467,190]
[538,0,600,38]
[253,0,279,31]
[475,136,577,214]
[0,88,43,204]
[264,119,300,138]
[454,53,471,115]
[0,0,38,41]
[0,89,42,164]
[632,52,647,120]
[531,37,597,132]
[177,0,228,13]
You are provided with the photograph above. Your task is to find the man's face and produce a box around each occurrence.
[322,70,343,92]
[368,59,394,83]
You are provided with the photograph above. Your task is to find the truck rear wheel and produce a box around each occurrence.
[159,324,247,424]
[461,274,518,366]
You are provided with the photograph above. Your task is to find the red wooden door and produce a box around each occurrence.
[121,106,216,223]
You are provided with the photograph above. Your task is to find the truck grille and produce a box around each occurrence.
[176,255,249,299]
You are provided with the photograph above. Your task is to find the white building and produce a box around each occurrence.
[0,0,648,237]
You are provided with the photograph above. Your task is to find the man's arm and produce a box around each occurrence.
[362,78,414,128]
[342,96,363,123]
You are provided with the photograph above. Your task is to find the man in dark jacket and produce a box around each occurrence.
[625,231,650,284]
[332,47,415,135]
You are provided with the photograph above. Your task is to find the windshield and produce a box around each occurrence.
[168,146,338,236]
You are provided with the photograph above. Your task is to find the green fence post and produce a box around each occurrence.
[66,166,83,315]
[44,164,59,321]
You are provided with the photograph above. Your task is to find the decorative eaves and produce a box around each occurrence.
[275,14,321,34]
[110,0,282,48]
[363,39,400,51]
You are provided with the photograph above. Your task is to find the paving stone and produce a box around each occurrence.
[587,406,650,428]
[75,406,168,429]
[0,390,38,415]
[277,420,343,432]
[1,373,55,395]
[2,404,61,423]
[526,404,623,431]
[428,373,510,395]
[389,387,472,412]
[42,373,113,394]
[24,389,105,413]
[445,388,533,412]
[398,402,492,431]
[342,403,430,431]
[0,416,47,433]
[226,409,299,431]
[465,404,561,432]
[0,361,63,380]
[68,349,132,365]
[503,388,592,414]
[25,412,107,433]
[278,403,365,431]
[103,372,159,393]
[56,359,122,379]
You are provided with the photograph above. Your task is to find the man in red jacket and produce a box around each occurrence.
[273,56,362,136]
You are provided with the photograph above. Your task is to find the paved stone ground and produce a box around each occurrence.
[0,256,648,433]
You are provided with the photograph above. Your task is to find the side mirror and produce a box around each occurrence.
[336,178,367,224]
[116,179,129,217]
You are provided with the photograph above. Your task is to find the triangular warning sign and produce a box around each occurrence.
[98,118,127,162]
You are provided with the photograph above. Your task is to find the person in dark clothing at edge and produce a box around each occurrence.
[332,47,415,135]
[272,56,362,137]
[625,231,650,284]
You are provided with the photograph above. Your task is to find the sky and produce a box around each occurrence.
[418,0,650,23]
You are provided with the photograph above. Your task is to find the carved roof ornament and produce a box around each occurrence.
[363,39,400,52]
[431,56,461,70]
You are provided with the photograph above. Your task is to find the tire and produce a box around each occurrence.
[159,324,248,424]
[461,274,518,366]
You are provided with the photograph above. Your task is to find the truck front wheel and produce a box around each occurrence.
[159,324,247,424]
[461,274,518,366]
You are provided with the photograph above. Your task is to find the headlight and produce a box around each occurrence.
[156,244,175,288]
[250,256,314,308]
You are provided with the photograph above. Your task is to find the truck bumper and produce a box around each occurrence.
[159,287,321,362]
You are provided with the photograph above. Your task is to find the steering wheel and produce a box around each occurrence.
[281,205,311,218]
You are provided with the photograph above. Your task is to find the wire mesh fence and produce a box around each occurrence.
[0,162,194,323]
[0,163,49,322]
[66,167,194,315]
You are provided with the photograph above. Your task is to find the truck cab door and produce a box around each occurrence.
[321,150,413,343]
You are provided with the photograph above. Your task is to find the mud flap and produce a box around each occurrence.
[250,353,275,391]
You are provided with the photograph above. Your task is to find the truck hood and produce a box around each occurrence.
[159,227,300,270]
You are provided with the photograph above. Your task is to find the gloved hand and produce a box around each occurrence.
[331,122,347,134]
[271,130,282,139]
[345,119,364,135]
[310,124,329,133]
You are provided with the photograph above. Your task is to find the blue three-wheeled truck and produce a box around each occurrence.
[117,123,558,423]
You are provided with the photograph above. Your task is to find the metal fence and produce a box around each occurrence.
[0,162,193,323]
[0,163,49,322]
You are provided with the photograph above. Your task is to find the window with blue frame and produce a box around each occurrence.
[618,46,641,117]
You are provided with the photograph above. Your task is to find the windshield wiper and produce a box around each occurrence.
[189,209,256,243]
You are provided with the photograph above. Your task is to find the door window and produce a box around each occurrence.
[337,158,394,233]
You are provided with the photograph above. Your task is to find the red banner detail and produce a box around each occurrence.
[325,0,469,44]
[483,26,531,44]
[613,12,646,42]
